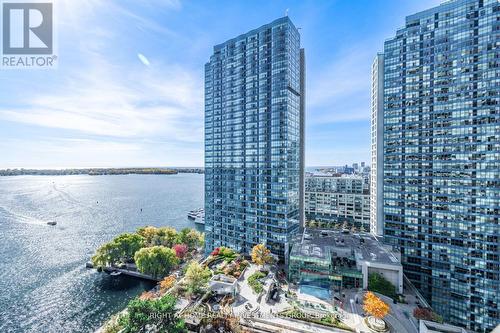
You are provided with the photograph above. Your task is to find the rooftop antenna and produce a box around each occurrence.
[285,8,289,17]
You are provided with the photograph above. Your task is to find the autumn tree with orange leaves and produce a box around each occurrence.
[363,291,390,319]
[251,244,273,268]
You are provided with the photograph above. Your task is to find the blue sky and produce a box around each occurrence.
[0,0,441,168]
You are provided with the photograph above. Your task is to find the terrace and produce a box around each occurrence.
[168,244,360,333]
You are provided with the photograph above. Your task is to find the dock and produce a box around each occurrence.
[101,266,161,282]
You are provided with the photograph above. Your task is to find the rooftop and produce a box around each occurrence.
[213,16,297,51]
[290,229,401,267]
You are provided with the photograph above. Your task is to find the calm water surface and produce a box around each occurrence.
[0,174,204,333]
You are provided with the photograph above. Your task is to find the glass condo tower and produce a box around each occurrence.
[382,0,499,331]
[204,17,305,260]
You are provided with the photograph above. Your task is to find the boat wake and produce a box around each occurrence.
[0,205,48,226]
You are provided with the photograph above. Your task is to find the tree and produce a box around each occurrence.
[159,275,177,294]
[122,294,186,333]
[113,233,145,262]
[92,233,144,268]
[154,227,179,247]
[92,241,121,268]
[251,244,273,268]
[363,292,390,319]
[184,260,212,294]
[134,246,179,278]
[368,273,397,299]
[178,228,204,250]
[173,244,189,259]
[137,226,159,246]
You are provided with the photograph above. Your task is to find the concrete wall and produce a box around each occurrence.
[419,320,467,333]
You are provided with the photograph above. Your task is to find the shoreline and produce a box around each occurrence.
[0,168,204,177]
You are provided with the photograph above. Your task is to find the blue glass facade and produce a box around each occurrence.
[204,17,304,259]
[383,0,499,331]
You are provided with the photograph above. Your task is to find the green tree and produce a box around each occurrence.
[113,233,145,262]
[155,227,179,247]
[134,246,179,278]
[178,228,204,250]
[92,241,121,268]
[368,273,397,299]
[92,233,144,268]
[121,294,186,333]
[184,260,212,294]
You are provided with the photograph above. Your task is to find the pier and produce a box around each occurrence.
[102,266,161,282]
[89,264,162,282]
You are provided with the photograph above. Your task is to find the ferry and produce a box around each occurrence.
[187,208,204,225]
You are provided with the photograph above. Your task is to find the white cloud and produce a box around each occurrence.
[0,63,204,141]
[137,53,151,66]
[0,0,205,169]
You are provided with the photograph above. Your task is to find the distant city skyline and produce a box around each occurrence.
[0,0,441,169]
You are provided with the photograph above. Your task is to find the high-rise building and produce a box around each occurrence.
[370,53,384,237]
[382,0,499,331]
[204,17,305,260]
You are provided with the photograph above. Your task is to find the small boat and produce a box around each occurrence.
[47,221,57,226]
[195,214,205,225]
[85,262,94,269]
[110,271,122,277]
[188,208,204,221]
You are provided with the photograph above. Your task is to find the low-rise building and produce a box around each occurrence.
[209,274,238,297]
[305,175,370,231]
[288,229,402,297]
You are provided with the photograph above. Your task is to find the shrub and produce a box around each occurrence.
[413,307,443,323]
[368,272,397,299]
[248,271,267,294]
[159,275,176,294]
[218,247,237,262]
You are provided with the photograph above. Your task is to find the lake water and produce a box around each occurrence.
[0,174,204,333]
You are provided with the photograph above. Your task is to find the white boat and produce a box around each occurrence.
[187,208,204,224]
[195,214,205,225]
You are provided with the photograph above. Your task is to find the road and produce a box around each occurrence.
[341,289,418,333]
